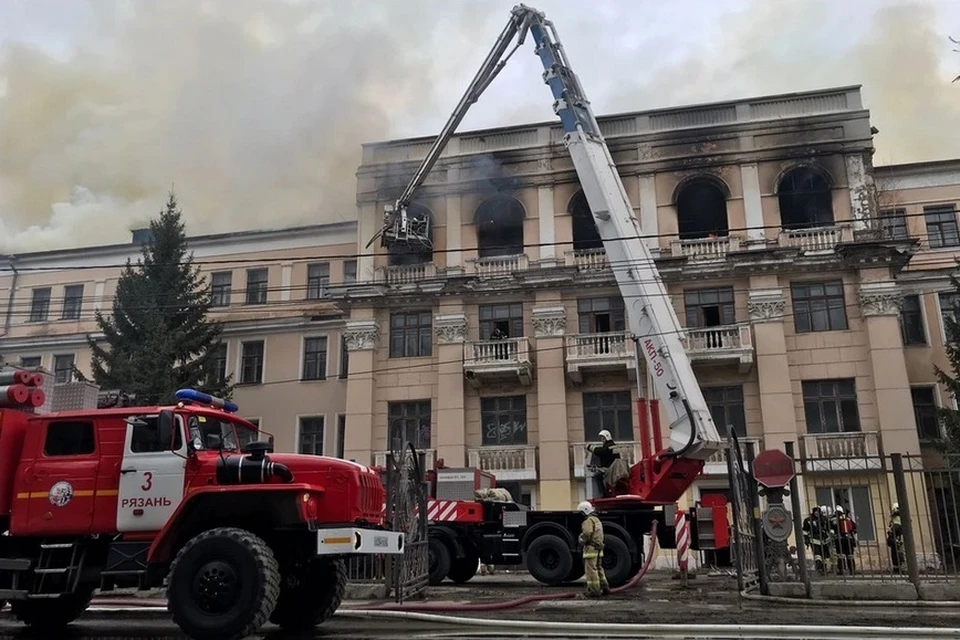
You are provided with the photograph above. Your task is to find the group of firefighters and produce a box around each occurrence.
[801,504,860,575]
[801,502,906,575]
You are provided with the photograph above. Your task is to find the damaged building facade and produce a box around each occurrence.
[341,84,960,552]
[2,85,960,564]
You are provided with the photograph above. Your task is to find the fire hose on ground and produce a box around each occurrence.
[347,519,661,614]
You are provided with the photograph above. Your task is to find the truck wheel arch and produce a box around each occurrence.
[521,522,576,554]
[147,485,313,564]
[429,525,466,559]
[601,521,638,559]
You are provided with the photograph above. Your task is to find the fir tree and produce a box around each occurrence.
[935,270,960,461]
[84,192,232,403]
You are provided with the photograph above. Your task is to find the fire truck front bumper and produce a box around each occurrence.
[316,527,405,556]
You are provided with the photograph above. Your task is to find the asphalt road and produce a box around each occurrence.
[0,616,490,640]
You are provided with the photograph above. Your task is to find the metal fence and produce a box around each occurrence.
[742,442,960,596]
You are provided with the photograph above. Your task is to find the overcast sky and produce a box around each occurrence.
[1,0,959,252]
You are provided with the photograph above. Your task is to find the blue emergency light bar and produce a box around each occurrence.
[174,388,239,414]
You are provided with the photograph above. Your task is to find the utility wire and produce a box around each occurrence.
[2,223,955,317]
[0,253,940,322]
[0,207,953,272]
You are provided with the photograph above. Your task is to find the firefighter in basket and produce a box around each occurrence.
[577,501,610,598]
[585,430,629,497]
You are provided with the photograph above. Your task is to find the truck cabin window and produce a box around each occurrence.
[187,415,260,452]
[44,421,96,457]
[130,415,184,453]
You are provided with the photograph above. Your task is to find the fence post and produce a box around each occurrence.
[725,436,746,594]
[891,453,921,589]
[744,440,769,595]
[784,441,811,598]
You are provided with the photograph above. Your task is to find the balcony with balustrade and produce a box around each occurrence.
[463,337,533,387]
[702,436,763,475]
[777,223,854,254]
[800,431,884,472]
[681,324,754,372]
[467,445,538,481]
[468,254,530,278]
[375,261,438,287]
[570,441,642,478]
[564,331,637,382]
[564,248,609,272]
[670,235,743,261]
[373,448,437,470]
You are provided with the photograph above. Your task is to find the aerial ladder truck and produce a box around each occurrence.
[371,4,731,588]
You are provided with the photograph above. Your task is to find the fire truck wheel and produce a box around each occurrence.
[269,557,347,631]
[428,537,452,585]
[10,585,95,630]
[447,552,479,584]
[601,535,632,588]
[525,534,573,586]
[167,527,281,640]
[564,556,585,582]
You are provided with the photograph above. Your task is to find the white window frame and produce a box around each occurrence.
[299,334,330,382]
[295,413,328,456]
[900,291,929,346]
[52,352,77,383]
[909,383,942,440]
[334,412,346,458]
[237,338,267,385]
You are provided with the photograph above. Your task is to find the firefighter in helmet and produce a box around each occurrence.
[802,505,832,575]
[577,500,609,598]
[887,502,905,573]
[833,505,857,575]
[585,430,621,497]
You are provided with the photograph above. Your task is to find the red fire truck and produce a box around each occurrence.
[0,381,404,640]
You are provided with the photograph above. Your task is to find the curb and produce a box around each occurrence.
[741,590,960,608]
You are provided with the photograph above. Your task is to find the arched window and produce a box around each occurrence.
[475,195,525,258]
[777,166,834,229]
[568,190,603,251]
[388,203,434,266]
[675,177,729,240]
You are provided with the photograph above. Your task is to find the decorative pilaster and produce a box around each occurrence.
[532,306,567,338]
[343,319,380,351]
[434,313,468,345]
[845,154,872,231]
[747,289,787,323]
[859,282,903,317]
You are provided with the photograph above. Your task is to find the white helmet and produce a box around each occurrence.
[835,505,844,514]
[577,500,596,516]
[598,430,612,442]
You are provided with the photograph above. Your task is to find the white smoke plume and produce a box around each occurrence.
[1,0,958,252]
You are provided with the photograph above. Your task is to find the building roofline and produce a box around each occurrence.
[2,219,357,263]
[875,158,960,173]
[362,84,865,148]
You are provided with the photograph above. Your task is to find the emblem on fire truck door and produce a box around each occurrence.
[48,481,74,507]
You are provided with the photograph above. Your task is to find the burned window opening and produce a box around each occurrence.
[388,203,434,266]
[569,190,603,251]
[777,166,834,230]
[676,178,729,240]
[475,195,525,258]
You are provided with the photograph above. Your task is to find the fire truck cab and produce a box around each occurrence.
[0,387,404,640]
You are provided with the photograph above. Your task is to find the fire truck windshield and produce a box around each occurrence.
[187,414,260,452]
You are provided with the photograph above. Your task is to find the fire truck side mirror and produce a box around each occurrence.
[158,410,176,450]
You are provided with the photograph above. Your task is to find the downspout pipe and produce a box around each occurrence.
[1,256,17,338]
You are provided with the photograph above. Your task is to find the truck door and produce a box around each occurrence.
[25,419,100,536]
[116,414,187,532]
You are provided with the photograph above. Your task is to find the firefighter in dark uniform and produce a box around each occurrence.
[833,505,857,575]
[585,430,620,497]
[887,503,905,573]
[802,505,832,575]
